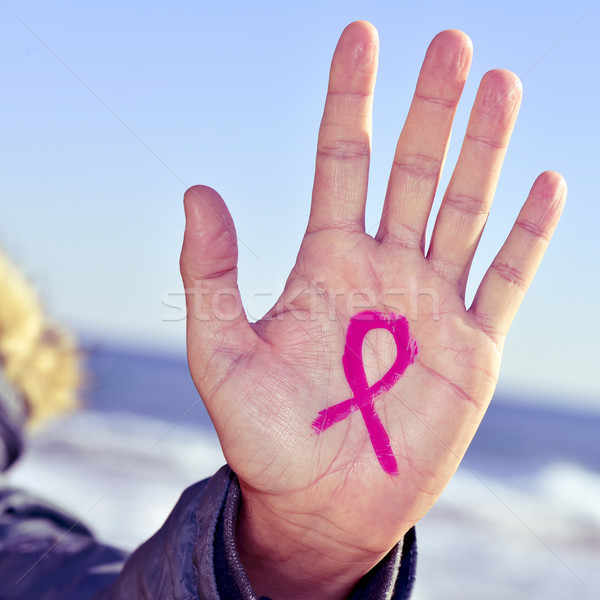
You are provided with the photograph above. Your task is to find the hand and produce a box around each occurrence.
[180,21,565,600]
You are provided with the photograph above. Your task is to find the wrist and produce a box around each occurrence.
[235,481,391,600]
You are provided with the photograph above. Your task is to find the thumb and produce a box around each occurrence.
[180,185,256,386]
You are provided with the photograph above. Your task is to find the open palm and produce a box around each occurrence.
[180,22,565,600]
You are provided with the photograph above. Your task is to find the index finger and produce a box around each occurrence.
[306,21,378,235]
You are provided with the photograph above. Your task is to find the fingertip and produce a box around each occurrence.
[535,170,567,198]
[529,171,567,218]
[183,185,235,232]
[476,69,522,126]
[184,184,218,203]
[180,185,238,284]
[427,29,473,76]
[444,28,473,51]
[184,184,222,215]
[481,68,522,100]
[334,21,379,78]
[343,20,379,42]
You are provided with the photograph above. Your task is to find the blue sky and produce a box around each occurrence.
[1,1,598,408]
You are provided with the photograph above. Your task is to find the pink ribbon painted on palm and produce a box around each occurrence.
[312,311,418,475]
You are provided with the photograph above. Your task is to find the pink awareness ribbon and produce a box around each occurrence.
[311,311,418,475]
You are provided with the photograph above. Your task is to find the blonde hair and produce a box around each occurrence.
[0,252,80,427]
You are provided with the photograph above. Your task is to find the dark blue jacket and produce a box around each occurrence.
[0,466,416,599]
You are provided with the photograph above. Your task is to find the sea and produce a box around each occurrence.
[7,343,600,599]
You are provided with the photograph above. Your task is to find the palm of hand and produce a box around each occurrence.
[203,228,499,545]
[180,21,565,577]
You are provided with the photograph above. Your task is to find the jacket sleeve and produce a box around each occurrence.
[212,468,417,600]
[104,465,417,600]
